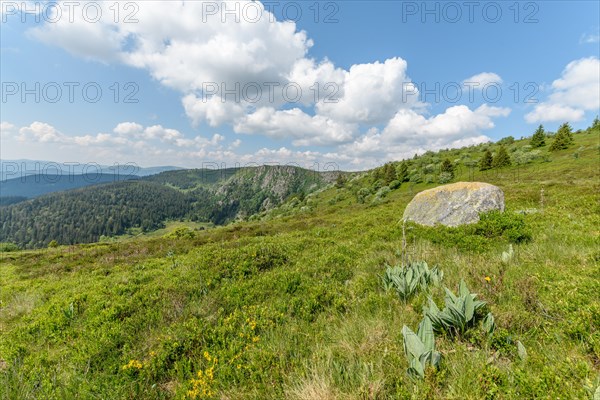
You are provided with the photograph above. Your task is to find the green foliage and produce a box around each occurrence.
[397,161,409,182]
[440,158,454,175]
[409,172,423,183]
[47,240,58,248]
[530,125,546,148]
[497,136,515,145]
[492,146,512,168]
[412,210,531,253]
[550,122,575,151]
[479,150,493,171]
[424,280,488,336]
[335,173,346,189]
[402,317,441,379]
[381,261,443,301]
[389,179,402,190]
[383,163,397,185]
[475,210,532,244]
[164,227,196,239]
[438,172,453,184]
[0,242,19,252]
[356,187,370,203]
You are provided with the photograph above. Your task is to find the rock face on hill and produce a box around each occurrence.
[403,182,504,227]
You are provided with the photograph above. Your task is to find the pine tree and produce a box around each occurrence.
[479,150,493,171]
[440,158,455,179]
[372,167,383,182]
[335,173,346,188]
[383,163,397,184]
[492,146,512,168]
[550,122,574,151]
[397,161,409,182]
[530,124,546,148]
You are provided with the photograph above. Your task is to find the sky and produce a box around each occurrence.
[1,0,599,171]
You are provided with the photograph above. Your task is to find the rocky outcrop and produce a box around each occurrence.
[403,182,504,227]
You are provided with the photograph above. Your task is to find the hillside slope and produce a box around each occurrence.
[0,165,339,248]
[0,130,598,399]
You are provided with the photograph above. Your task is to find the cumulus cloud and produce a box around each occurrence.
[333,104,508,166]
[316,57,422,125]
[462,72,503,88]
[23,1,513,167]
[234,107,356,146]
[525,57,600,123]
[18,122,65,143]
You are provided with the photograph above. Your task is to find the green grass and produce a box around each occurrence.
[1,132,599,399]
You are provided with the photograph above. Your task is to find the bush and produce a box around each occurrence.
[389,180,402,190]
[410,210,532,252]
[0,242,20,252]
[438,172,453,184]
[474,211,532,244]
[356,188,371,203]
[410,173,423,183]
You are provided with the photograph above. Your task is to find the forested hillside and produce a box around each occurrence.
[0,165,338,248]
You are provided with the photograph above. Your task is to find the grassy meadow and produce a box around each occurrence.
[1,131,599,399]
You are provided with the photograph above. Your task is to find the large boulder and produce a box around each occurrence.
[403,182,504,227]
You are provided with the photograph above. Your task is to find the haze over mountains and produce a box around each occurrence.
[0,159,182,181]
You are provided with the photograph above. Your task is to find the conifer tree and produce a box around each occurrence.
[479,150,493,171]
[530,124,546,148]
[384,163,397,184]
[397,161,409,182]
[550,122,574,151]
[492,146,512,168]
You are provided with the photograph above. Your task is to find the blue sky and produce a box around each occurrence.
[1,0,599,170]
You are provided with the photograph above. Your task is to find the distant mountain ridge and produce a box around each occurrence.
[0,173,136,199]
[0,160,184,201]
[0,159,182,181]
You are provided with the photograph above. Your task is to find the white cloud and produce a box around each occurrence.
[383,104,510,139]
[22,1,514,168]
[234,107,356,146]
[0,121,16,135]
[316,58,421,125]
[462,72,503,89]
[525,57,600,123]
[580,30,600,44]
[114,122,144,136]
[18,122,65,143]
[182,95,246,127]
[524,104,585,124]
[333,104,508,166]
